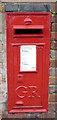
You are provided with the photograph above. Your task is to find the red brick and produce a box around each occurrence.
[55,1,57,13]
[49,86,56,94]
[48,93,57,102]
[51,14,57,23]
[55,14,57,23]
[49,76,56,85]
[51,40,57,50]
[52,23,57,32]
[50,59,57,67]
[50,3,55,12]
[51,32,57,40]
[48,102,56,111]
[51,16,55,23]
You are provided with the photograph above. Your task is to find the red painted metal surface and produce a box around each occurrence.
[6,12,50,113]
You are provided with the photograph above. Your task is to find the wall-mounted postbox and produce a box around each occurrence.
[6,12,50,113]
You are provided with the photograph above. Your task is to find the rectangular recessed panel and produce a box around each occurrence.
[13,44,45,109]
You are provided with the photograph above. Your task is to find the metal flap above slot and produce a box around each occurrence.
[13,25,44,37]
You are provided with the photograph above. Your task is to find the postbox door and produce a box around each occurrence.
[8,43,47,112]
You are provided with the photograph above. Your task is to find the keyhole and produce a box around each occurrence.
[19,75,21,79]
[18,74,24,83]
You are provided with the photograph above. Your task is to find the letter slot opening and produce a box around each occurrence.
[14,29,43,35]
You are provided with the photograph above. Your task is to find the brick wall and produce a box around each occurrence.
[0,2,57,119]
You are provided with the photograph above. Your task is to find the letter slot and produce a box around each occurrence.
[13,25,44,37]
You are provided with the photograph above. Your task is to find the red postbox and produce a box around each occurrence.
[6,12,50,113]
